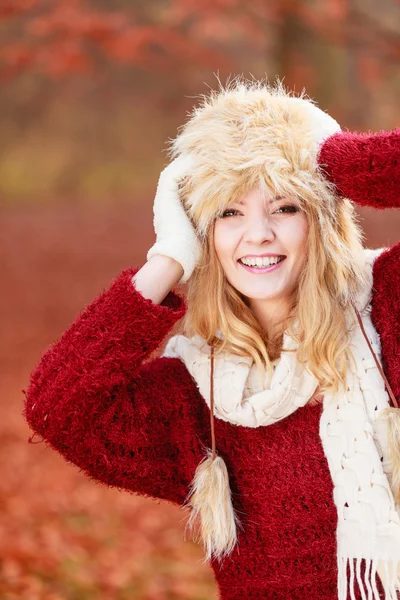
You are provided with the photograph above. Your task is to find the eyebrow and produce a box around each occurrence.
[235,197,285,206]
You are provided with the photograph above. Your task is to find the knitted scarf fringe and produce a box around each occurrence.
[338,556,400,600]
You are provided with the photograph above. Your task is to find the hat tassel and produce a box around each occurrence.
[353,304,400,506]
[183,345,242,563]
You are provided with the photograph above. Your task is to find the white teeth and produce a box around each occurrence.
[240,256,283,268]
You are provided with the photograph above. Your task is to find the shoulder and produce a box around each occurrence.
[162,333,253,409]
[357,246,391,305]
[361,246,390,265]
[366,244,399,290]
[162,333,211,364]
[163,333,249,371]
[368,242,399,271]
[162,334,213,392]
[357,246,391,279]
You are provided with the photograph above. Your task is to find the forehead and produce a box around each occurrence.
[233,194,300,206]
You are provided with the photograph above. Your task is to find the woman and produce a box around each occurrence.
[23,79,400,600]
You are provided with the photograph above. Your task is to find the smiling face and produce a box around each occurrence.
[213,186,309,316]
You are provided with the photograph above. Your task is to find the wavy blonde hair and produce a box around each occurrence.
[170,77,370,396]
[183,191,368,396]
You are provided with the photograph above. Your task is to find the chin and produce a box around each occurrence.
[233,283,282,301]
[245,291,280,301]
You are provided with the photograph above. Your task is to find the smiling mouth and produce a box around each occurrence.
[238,256,286,269]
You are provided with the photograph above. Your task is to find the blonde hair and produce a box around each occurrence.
[170,76,370,396]
[183,191,368,396]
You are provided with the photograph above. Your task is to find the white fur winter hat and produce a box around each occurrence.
[167,78,341,239]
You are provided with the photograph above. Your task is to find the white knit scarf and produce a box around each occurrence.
[163,247,400,600]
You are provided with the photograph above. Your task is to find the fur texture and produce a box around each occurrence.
[168,79,341,239]
[183,449,243,563]
[318,128,400,208]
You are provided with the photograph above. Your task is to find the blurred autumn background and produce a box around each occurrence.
[1,0,400,598]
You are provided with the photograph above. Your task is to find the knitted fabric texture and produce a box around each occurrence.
[163,246,400,599]
[318,128,400,210]
[23,238,399,599]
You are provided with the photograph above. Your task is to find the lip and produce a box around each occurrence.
[238,256,286,274]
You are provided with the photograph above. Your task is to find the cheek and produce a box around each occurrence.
[286,217,309,253]
[213,224,223,262]
[213,224,236,264]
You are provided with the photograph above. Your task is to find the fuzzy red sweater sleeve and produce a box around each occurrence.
[22,267,202,506]
[318,128,400,209]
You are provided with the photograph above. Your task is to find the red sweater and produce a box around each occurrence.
[23,249,399,600]
[23,131,400,599]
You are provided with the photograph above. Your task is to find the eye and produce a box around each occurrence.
[218,205,300,218]
[220,209,241,218]
[274,205,300,214]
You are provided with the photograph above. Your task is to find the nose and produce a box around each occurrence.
[242,215,275,245]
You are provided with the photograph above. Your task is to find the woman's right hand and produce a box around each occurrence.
[146,155,202,284]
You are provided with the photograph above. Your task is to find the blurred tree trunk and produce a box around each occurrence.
[272,0,396,129]
[275,2,347,116]
[345,1,371,130]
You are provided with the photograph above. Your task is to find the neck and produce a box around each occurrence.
[249,297,291,339]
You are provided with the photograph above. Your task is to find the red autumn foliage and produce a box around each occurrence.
[1,0,399,85]
[1,203,218,599]
[0,0,233,81]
